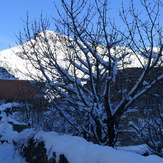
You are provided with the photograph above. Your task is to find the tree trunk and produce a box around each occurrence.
[107,117,116,147]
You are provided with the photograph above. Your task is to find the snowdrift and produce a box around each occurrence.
[18,129,163,163]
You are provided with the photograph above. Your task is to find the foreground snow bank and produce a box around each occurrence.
[0,143,26,163]
[117,144,150,155]
[18,129,163,163]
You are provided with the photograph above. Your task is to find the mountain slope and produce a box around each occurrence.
[0,31,162,80]
[0,47,29,79]
[0,67,17,79]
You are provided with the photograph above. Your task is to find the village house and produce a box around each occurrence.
[0,67,44,104]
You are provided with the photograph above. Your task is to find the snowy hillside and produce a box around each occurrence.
[0,31,66,80]
[0,47,32,80]
[0,31,162,80]
[0,67,17,80]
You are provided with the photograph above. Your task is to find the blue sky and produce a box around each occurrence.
[0,0,55,50]
[0,0,162,51]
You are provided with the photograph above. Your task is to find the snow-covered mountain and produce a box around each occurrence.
[0,31,162,80]
[0,31,65,80]
[0,47,29,80]
[0,67,17,80]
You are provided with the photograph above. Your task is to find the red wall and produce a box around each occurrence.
[0,79,39,100]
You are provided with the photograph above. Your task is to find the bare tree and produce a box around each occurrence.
[131,106,163,157]
[16,0,163,147]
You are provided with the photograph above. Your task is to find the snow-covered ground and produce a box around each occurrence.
[0,143,26,163]
[0,102,162,163]
[0,102,27,163]
[0,131,162,163]
[18,129,163,163]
